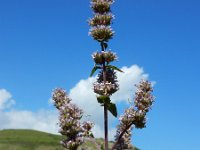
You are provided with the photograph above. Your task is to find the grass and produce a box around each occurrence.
[0,129,139,150]
[0,129,64,150]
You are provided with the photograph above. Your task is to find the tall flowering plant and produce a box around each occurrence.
[88,0,155,150]
[89,0,121,149]
[52,1,155,150]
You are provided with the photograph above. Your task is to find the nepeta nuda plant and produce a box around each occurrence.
[52,1,155,150]
[88,0,155,150]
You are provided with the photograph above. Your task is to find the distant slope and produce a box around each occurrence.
[0,129,139,150]
[0,129,64,150]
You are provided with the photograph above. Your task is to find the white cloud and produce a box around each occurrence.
[0,89,59,134]
[0,65,149,140]
[0,109,59,134]
[0,89,15,110]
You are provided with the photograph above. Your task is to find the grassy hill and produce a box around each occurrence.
[0,129,139,150]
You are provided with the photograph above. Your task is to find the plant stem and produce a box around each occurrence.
[111,121,134,150]
[101,42,109,150]
[104,104,108,150]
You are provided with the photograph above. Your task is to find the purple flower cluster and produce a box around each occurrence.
[52,88,93,150]
[91,0,114,14]
[94,68,119,96]
[52,88,71,109]
[89,25,114,42]
[89,13,114,26]
[113,80,155,149]
[135,80,154,113]
[92,51,118,64]
[89,0,115,42]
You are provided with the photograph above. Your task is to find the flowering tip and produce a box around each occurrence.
[52,88,71,109]
[134,80,155,112]
[91,0,114,14]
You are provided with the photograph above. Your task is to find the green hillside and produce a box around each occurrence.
[0,129,139,150]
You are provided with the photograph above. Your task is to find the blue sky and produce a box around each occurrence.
[0,0,200,150]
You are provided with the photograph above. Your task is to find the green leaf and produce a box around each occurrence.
[106,65,123,73]
[107,102,117,117]
[89,133,94,138]
[90,66,101,77]
[97,96,111,105]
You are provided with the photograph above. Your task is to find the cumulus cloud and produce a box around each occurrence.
[0,89,15,110]
[0,65,149,139]
[0,109,59,134]
[0,88,59,134]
